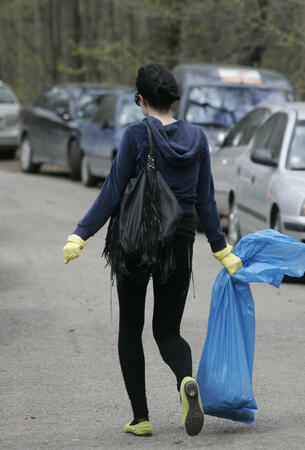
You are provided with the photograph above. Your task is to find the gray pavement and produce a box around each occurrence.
[0,167,305,450]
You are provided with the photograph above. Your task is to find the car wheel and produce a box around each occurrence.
[272,209,282,233]
[20,137,40,173]
[81,155,98,187]
[0,148,16,159]
[69,139,82,180]
[228,198,241,246]
[272,208,301,282]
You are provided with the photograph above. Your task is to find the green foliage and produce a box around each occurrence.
[0,0,304,103]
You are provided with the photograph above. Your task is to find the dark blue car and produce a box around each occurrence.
[20,83,123,179]
[80,89,143,186]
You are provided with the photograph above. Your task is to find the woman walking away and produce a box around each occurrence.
[62,64,242,437]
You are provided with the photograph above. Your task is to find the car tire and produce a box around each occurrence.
[0,148,16,159]
[272,209,282,233]
[69,139,82,180]
[20,137,40,173]
[81,155,98,187]
[272,208,303,283]
[228,198,241,246]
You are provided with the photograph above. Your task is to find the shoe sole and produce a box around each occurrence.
[126,431,152,437]
[125,422,153,436]
[184,380,204,436]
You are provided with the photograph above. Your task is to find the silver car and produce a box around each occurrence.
[0,80,21,158]
[211,106,274,217]
[228,102,305,245]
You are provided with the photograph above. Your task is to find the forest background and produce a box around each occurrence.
[0,0,304,104]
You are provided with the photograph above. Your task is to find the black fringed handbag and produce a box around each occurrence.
[103,122,184,284]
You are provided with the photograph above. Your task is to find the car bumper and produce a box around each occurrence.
[282,215,305,242]
[0,127,19,149]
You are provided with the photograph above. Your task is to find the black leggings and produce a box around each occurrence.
[117,233,195,419]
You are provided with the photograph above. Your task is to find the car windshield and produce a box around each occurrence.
[118,97,143,127]
[287,121,305,170]
[74,89,105,119]
[0,86,16,104]
[186,86,292,128]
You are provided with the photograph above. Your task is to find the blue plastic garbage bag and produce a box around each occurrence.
[196,229,305,425]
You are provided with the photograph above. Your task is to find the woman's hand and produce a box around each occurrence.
[213,244,242,276]
[63,234,86,264]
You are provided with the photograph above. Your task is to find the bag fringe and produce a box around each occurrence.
[103,166,177,285]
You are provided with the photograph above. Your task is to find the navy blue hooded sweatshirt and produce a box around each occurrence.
[74,116,226,252]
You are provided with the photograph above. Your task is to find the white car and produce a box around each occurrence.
[228,102,305,245]
[0,80,21,158]
[211,105,279,217]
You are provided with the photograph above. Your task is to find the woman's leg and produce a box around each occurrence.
[152,235,194,391]
[117,274,150,420]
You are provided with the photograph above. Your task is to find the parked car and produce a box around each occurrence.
[227,102,305,245]
[19,83,125,179]
[80,89,143,186]
[211,105,280,218]
[0,80,21,159]
[172,64,294,151]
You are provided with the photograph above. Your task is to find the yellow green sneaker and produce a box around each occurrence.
[124,420,153,436]
[180,376,204,436]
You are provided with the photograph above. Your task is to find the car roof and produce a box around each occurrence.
[172,64,293,92]
[0,80,12,89]
[258,102,305,120]
[251,102,287,114]
[279,102,305,120]
[0,80,19,102]
[56,83,133,93]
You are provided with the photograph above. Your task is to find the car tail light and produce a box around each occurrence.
[18,106,23,117]
[301,201,305,216]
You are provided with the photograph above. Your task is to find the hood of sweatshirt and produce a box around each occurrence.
[144,116,203,168]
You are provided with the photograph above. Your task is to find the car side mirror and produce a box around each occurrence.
[56,107,70,121]
[251,148,277,166]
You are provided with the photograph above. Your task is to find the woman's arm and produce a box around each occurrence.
[73,127,138,240]
[196,131,242,275]
[196,131,226,252]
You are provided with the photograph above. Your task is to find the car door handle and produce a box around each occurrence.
[221,158,228,165]
[251,175,255,184]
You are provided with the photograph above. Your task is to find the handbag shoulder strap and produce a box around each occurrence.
[145,123,156,169]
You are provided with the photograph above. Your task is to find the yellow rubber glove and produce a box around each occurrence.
[213,244,242,276]
[63,234,86,264]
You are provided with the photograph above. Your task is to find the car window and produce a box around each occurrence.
[185,101,235,129]
[266,113,288,160]
[286,121,305,170]
[77,101,100,119]
[74,89,105,119]
[223,108,270,148]
[92,96,117,128]
[35,86,69,112]
[0,85,17,104]
[52,88,70,112]
[35,87,57,110]
[253,112,288,160]
[239,108,271,145]
[117,97,143,127]
[185,85,291,128]
[35,91,49,109]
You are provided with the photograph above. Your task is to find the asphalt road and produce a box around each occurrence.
[1,161,305,450]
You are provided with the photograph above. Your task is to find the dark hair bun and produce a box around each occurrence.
[136,64,180,111]
[155,82,180,99]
